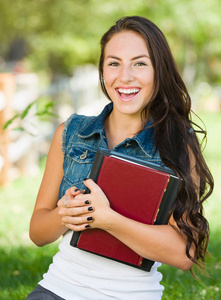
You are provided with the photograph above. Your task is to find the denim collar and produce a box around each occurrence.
[78,103,156,158]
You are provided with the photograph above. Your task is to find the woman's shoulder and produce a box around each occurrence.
[65,113,96,132]
[61,113,96,155]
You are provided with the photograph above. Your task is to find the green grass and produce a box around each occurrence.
[160,229,221,299]
[0,111,221,299]
[0,245,58,300]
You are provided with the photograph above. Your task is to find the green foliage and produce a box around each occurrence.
[3,114,20,130]
[0,0,220,83]
[3,97,56,131]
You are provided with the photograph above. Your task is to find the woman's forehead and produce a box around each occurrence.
[104,31,149,58]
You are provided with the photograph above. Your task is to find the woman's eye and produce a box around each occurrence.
[108,62,119,67]
[135,62,147,66]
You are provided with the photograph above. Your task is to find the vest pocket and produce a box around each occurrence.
[62,146,97,190]
[68,146,97,163]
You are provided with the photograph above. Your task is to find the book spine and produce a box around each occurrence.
[137,256,143,266]
[70,148,105,247]
[140,259,155,271]
[88,148,105,182]
[155,177,180,225]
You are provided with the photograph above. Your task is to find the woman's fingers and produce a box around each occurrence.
[57,192,94,230]
[59,205,94,217]
[58,197,94,220]
[65,186,82,198]
[62,215,94,225]
[61,213,94,231]
[57,181,111,230]
[56,186,95,230]
[79,179,110,207]
[58,196,91,209]
[65,223,92,232]
[83,178,101,194]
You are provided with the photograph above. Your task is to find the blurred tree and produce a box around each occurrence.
[136,0,221,85]
[0,0,220,83]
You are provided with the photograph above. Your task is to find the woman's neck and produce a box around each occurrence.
[104,109,143,150]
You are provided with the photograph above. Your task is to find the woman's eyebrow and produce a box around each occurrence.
[132,55,150,60]
[105,55,150,60]
[105,55,121,60]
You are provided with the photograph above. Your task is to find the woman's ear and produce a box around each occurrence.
[102,75,105,86]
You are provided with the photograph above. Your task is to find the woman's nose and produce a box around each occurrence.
[119,65,134,83]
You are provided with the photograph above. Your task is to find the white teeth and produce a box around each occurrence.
[118,88,140,94]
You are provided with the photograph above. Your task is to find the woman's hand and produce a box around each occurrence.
[57,180,111,231]
[57,186,90,231]
[74,179,112,230]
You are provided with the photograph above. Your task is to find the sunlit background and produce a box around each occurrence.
[0,0,220,299]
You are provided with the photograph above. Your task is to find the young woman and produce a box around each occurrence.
[26,16,213,300]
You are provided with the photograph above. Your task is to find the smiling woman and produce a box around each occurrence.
[26,16,213,300]
[102,31,154,119]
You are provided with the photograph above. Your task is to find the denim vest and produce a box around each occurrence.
[59,103,163,199]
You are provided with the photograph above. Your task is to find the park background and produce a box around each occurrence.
[0,0,220,299]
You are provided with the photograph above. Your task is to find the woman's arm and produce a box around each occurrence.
[29,123,70,246]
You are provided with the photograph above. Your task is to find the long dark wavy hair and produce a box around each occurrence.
[98,16,214,272]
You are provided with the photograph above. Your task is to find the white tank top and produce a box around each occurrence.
[39,231,164,299]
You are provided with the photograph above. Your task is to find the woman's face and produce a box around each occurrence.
[103,30,155,118]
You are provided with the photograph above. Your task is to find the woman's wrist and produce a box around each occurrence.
[99,208,123,232]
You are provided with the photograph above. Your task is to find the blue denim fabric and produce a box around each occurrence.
[59,103,163,199]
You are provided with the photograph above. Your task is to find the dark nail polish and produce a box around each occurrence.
[75,188,79,192]
[87,217,93,221]
[85,200,90,205]
[85,224,90,228]
[83,178,89,181]
[88,206,93,211]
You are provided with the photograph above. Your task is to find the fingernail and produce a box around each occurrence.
[85,224,90,228]
[85,200,90,205]
[87,217,93,221]
[75,188,79,192]
[83,178,89,181]
[88,206,93,211]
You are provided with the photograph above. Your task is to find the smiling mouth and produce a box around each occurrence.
[116,88,140,100]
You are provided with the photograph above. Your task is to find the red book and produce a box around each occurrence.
[70,148,179,271]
